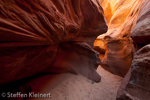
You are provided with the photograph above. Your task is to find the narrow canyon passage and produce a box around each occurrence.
[95,0,150,100]
[0,0,150,100]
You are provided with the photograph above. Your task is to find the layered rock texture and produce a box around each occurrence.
[0,0,108,85]
[94,0,146,77]
[117,0,150,99]
[94,0,150,99]
[1,0,150,100]
[101,36,133,77]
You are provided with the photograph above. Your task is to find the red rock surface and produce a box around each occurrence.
[117,44,150,100]
[0,0,107,85]
[117,0,150,99]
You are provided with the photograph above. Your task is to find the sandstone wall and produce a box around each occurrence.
[94,0,145,77]
[117,0,150,99]
[0,0,107,85]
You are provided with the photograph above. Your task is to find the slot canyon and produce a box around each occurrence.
[0,0,150,100]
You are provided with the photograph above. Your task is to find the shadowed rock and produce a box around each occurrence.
[131,0,150,45]
[0,0,107,85]
[117,44,150,100]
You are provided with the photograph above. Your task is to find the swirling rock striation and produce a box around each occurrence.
[0,0,107,85]
[94,0,145,77]
[117,0,150,99]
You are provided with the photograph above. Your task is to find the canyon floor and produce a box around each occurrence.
[27,66,123,100]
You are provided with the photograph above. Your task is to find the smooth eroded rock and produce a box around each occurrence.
[0,0,107,85]
[131,0,150,45]
[117,44,150,100]
[94,0,145,77]
[101,36,133,77]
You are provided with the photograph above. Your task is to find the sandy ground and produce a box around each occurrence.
[27,66,122,100]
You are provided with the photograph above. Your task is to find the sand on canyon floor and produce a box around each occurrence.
[28,66,122,100]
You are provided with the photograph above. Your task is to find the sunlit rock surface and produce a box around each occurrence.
[94,0,145,77]
[101,36,133,77]
[0,0,108,85]
[117,0,150,99]
[99,0,145,31]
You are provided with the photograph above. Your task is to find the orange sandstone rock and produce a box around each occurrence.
[95,0,145,77]
[117,0,150,99]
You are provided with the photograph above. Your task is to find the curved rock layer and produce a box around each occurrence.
[117,44,150,100]
[0,0,108,85]
[131,0,150,47]
[99,0,145,31]
[101,36,133,77]
[94,0,145,77]
[117,0,150,99]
